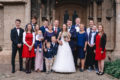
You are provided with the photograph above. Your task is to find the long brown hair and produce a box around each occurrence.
[98,24,104,35]
[61,24,68,33]
[25,23,33,33]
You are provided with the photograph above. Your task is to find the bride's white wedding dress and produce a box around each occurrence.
[52,33,76,73]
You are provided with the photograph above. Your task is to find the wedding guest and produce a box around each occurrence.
[74,18,81,32]
[95,25,107,75]
[10,19,24,73]
[34,25,44,72]
[77,24,88,72]
[86,20,98,72]
[31,16,37,30]
[40,19,49,35]
[44,42,54,74]
[74,18,86,32]
[34,30,43,53]
[44,24,55,42]
[22,23,35,74]
[30,16,37,70]
[53,20,61,38]
[51,36,58,59]
[67,19,78,67]
[40,20,49,72]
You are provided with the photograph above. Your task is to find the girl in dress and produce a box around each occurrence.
[52,24,76,73]
[77,24,88,72]
[95,25,107,75]
[22,23,35,74]
[34,25,44,72]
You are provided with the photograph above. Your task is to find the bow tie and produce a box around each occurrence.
[76,24,80,27]
[16,28,20,29]
[92,31,96,33]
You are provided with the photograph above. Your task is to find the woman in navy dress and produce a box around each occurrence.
[77,24,88,72]
[44,24,55,42]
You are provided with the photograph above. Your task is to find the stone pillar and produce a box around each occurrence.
[25,0,31,24]
[113,0,120,58]
[93,1,97,25]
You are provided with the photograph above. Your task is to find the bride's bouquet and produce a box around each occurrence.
[63,32,69,41]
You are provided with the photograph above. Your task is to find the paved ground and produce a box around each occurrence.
[0,64,118,80]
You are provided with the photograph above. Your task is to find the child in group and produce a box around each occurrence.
[51,36,58,59]
[44,42,54,74]
[34,30,44,53]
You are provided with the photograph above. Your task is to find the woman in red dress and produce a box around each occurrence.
[22,23,35,73]
[95,25,107,75]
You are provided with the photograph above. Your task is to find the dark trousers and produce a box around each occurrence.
[11,46,23,71]
[72,49,78,67]
[85,45,98,69]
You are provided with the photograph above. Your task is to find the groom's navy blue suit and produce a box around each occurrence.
[68,26,78,67]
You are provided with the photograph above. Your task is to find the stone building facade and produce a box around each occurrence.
[0,0,120,64]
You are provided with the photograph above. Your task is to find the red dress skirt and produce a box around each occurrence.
[95,34,106,60]
[22,33,35,58]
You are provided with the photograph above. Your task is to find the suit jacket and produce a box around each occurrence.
[10,27,24,47]
[40,26,46,36]
[69,26,77,51]
[51,43,58,56]
[44,48,53,58]
[53,27,61,39]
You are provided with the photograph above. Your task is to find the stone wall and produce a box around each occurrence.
[0,7,4,47]
[0,0,31,64]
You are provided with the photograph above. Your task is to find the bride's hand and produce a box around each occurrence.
[59,41,63,45]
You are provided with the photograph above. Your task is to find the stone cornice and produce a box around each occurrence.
[0,3,3,7]
[116,0,120,4]
[0,0,27,3]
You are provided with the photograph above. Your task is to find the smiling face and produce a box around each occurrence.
[32,18,37,24]
[15,21,21,28]
[27,24,32,31]
[75,18,81,25]
[51,36,56,43]
[38,30,42,35]
[98,25,103,33]
[54,20,59,27]
[35,25,39,31]
[89,20,94,27]
[67,20,72,27]
[92,26,97,31]
[80,24,85,31]
[43,21,48,27]
[48,24,53,30]
[62,24,67,32]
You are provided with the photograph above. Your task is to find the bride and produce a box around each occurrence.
[52,24,76,73]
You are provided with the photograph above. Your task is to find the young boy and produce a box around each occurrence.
[34,30,43,53]
[51,36,58,59]
[44,42,53,74]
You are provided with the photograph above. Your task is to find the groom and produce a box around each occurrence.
[67,19,78,67]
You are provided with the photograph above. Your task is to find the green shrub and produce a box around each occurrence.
[105,59,120,79]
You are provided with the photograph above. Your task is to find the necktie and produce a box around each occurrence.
[55,28,57,34]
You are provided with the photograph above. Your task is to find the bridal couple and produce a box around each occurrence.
[52,23,77,73]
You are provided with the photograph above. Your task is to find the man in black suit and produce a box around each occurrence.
[10,19,24,73]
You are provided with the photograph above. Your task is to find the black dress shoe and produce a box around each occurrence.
[12,70,15,73]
